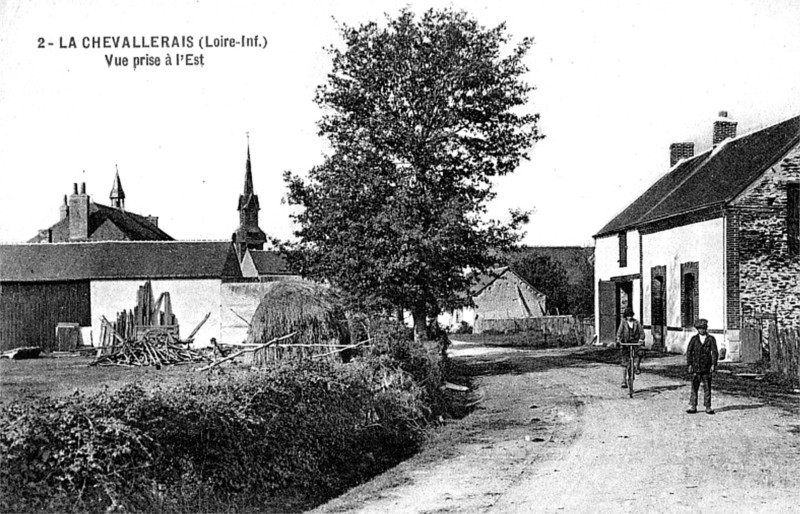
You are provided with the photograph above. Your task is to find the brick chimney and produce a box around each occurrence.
[146,215,159,227]
[713,111,737,145]
[68,182,90,240]
[59,194,69,220]
[669,142,695,167]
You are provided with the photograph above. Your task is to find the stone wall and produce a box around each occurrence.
[733,144,800,329]
[476,315,590,344]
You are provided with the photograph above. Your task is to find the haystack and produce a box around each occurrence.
[246,280,349,365]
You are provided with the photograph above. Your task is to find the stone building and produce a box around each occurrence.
[29,170,173,243]
[439,267,546,333]
[594,112,800,361]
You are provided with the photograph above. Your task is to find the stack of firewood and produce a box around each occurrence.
[91,328,208,367]
[97,280,183,349]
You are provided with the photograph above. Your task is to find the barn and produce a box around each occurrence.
[439,267,546,333]
[0,241,242,351]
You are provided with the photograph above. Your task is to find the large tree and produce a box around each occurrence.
[284,8,542,340]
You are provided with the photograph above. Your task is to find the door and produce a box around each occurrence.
[651,275,666,350]
[598,280,616,344]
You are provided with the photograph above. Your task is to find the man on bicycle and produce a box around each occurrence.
[616,307,645,388]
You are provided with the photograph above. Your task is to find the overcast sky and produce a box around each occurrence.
[1,0,799,247]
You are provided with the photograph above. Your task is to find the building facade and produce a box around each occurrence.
[594,112,800,360]
[439,267,546,333]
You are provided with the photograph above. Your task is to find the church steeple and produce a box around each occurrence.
[233,135,267,260]
[110,165,125,210]
[238,140,258,217]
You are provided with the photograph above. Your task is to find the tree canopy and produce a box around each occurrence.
[509,250,594,317]
[509,254,570,315]
[284,8,542,339]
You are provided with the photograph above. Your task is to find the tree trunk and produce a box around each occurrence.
[412,307,428,343]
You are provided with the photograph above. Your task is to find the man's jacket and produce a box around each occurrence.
[616,319,645,346]
[686,334,719,373]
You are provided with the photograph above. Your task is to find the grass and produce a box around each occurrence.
[0,356,204,404]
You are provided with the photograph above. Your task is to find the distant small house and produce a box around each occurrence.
[439,267,546,333]
[594,112,800,360]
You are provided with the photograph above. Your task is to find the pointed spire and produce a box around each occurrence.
[110,165,126,210]
[239,135,256,211]
[234,133,266,260]
[244,134,253,196]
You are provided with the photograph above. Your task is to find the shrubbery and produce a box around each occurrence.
[0,321,449,513]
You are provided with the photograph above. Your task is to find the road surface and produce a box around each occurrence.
[313,342,800,513]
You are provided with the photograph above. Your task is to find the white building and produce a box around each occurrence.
[595,112,800,360]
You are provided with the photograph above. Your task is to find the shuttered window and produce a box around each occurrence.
[618,232,628,267]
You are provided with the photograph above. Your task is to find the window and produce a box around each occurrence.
[788,183,799,256]
[681,262,699,328]
[651,266,666,326]
[618,232,628,267]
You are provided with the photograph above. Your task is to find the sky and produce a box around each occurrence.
[1,0,799,247]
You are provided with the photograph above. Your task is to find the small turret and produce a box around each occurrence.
[110,165,126,210]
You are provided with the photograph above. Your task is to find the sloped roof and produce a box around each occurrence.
[249,250,292,275]
[1,241,242,282]
[596,114,800,237]
[470,267,509,296]
[471,267,544,298]
[28,202,173,243]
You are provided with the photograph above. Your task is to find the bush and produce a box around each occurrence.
[0,358,428,513]
[454,321,473,334]
[362,318,450,419]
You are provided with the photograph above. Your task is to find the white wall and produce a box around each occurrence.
[594,230,641,341]
[595,230,640,281]
[438,306,476,331]
[220,282,277,344]
[90,279,221,347]
[641,218,726,354]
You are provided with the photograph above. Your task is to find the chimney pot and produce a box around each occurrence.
[73,183,78,194]
[713,111,737,145]
[80,183,86,194]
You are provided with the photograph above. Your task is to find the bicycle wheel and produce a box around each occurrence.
[627,350,635,397]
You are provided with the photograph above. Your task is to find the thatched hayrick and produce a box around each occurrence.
[246,280,349,365]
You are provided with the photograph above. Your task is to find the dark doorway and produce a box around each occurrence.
[615,281,633,331]
[651,273,666,350]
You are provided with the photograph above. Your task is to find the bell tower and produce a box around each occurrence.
[233,135,267,260]
[110,165,126,210]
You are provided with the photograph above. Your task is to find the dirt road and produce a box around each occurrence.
[313,342,800,513]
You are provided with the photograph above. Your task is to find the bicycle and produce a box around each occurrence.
[620,342,644,397]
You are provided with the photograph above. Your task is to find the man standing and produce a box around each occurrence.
[685,318,719,414]
[616,307,645,388]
